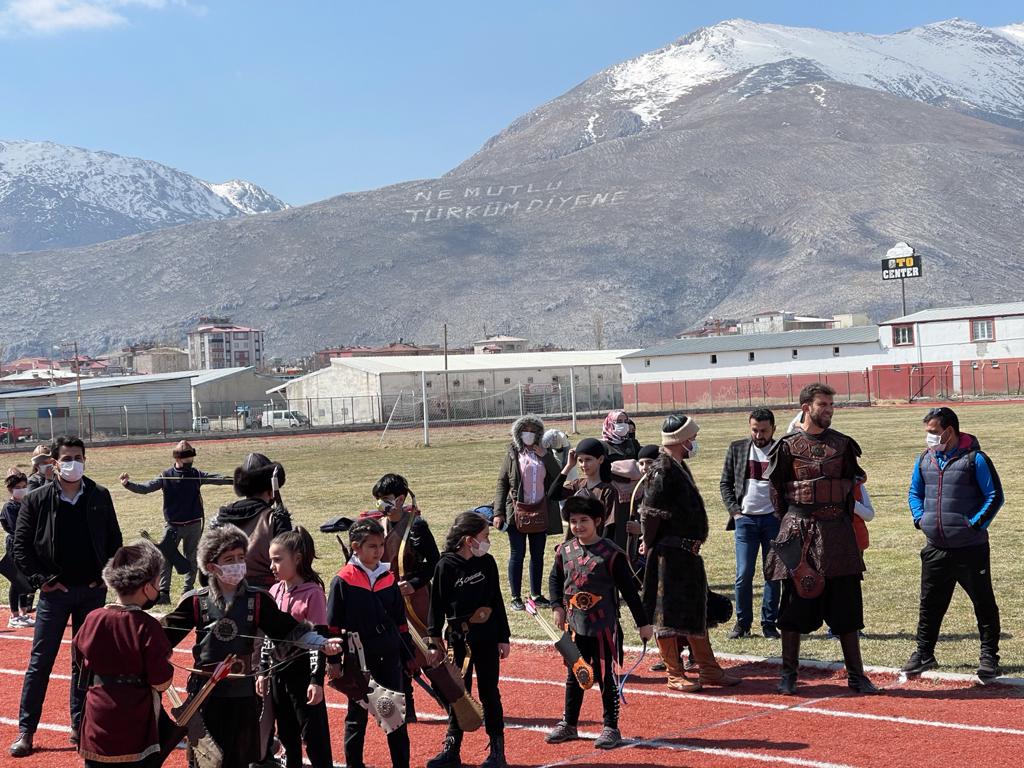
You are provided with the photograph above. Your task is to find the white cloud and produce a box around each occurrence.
[0,0,200,35]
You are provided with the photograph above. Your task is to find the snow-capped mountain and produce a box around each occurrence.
[455,18,1024,175]
[0,140,287,252]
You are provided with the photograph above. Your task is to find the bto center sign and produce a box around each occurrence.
[881,244,922,280]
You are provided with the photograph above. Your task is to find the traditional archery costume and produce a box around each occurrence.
[639,416,738,692]
[547,526,646,745]
[764,426,878,694]
[161,526,330,768]
[326,555,412,768]
[426,548,510,768]
[210,454,292,589]
[74,543,173,767]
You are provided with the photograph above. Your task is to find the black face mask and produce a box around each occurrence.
[140,585,158,611]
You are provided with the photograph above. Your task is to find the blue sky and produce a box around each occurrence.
[2,1,1020,204]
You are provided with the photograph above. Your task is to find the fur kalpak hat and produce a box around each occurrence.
[198,524,250,573]
[102,540,164,594]
[5,467,27,488]
[233,452,286,497]
[173,440,196,459]
[661,414,699,446]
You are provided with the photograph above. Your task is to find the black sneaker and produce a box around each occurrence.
[727,622,751,639]
[978,655,1002,683]
[762,624,781,639]
[545,722,579,744]
[510,597,525,612]
[594,727,623,750]
[649,659,667,672]
[531,594,550,607]
[900,651,938,676]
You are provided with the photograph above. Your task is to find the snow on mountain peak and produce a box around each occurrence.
[205,179,289,215]
[603,18,1024,124]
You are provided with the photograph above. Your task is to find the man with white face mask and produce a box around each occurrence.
[11,435,123,758]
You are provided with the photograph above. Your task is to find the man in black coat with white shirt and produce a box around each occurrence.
[719,408,781,639]
[10,435,122,758]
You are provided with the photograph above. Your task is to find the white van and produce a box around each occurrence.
[262,409,310,429]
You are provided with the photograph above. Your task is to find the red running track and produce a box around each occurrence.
[0,620,1021,768]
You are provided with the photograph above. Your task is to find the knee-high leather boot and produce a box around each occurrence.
[839,632,880,694]
[656,635,701,692]
[687,634,741,687]
[778,630,800,695]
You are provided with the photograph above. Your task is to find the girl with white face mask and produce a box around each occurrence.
[425,512,511,768]
[2,469,35,628]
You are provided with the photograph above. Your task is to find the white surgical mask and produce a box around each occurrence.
[58,460,85,482]
[12,488,27,501]
[686,440,700,458]
[470,538,490,557]
[613,423,630,437]
[214,562,247,585]
[521,432,536,446]
[925,432,944,450]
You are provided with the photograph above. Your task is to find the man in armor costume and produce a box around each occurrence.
[764,383,878,695]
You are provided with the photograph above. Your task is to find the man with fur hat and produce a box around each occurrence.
[494,415,563,611]
[119,440,232,603]
[162,524,342,768]
[210,453,292,589]
[638,415,739,693]
[73,540,174,767]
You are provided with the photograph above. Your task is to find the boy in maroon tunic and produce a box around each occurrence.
[74,540,173,767]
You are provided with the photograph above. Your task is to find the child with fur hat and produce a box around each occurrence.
[119,440,233,604]
[2,468,35,628]
[546,496,653,750]
[162,524,342,768]
[550,438,625,548]
[210,452,292,589]
[73,540,174,767]
[26,444,56,490]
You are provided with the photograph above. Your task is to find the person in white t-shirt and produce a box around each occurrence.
[719,408,782,639]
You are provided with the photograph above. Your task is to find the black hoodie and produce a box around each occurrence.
[427,551,510,645]
[211,497,292,588]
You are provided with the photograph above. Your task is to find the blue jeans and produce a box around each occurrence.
[19,582,107,733]
[734,514,782,630]
[506,523,547,599]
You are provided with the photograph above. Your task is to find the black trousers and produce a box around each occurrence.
[271,661,333,768]
[916,542,1000,658]
[563,634,619,729]
[344,653,409,768]
[777,574,864,634]
[199,695,261,768]
[448,635,505,738]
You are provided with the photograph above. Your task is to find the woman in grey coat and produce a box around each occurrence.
[494,415,563,611]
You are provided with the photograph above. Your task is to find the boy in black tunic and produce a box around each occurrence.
[547,496,652,750]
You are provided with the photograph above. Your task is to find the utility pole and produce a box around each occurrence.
[59,341,85,438]
[443,323,451,421]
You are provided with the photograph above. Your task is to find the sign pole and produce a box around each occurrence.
[901,277,907,317]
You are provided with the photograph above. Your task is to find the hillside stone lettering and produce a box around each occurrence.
[405,181,628,223]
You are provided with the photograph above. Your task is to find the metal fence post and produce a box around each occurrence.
[518,383,524,415]
[421,371,430,446]
[569,367,578,434]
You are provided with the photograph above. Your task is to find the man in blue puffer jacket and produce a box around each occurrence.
[903,407,1004,682]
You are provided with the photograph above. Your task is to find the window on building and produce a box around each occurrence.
[452,380,460,387]
[893,325,915,346]
[748,352,755,362]
[477,378,486,386]
[833,347,840,356]
[791,349,799,359]
[710,354,717,364]
[551,376,559,383]
[503,377,511,385]
[971,318,995,342]
[644,359,651,368]
[234,332,249,340]
[527,377,534,383]
[425,381,432,388]
[597,374,604,380]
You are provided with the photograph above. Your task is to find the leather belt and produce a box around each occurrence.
[568,591,604,611]
[93,673,146,688]
[657,536,703,554]
[793,505,845,521]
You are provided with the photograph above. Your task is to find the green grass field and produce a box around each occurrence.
[3,403,1019,676]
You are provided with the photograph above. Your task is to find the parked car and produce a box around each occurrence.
[262,409,310,429]
[191,416,211,432]
[0,422,33,443]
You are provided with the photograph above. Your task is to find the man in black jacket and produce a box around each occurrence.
[10,435,123,758]
[719,408,781,640]
[119,439,232,603]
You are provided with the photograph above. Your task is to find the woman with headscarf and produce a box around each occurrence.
[549,438,625,549]
[494,415,563,611]
[601,410,639,462]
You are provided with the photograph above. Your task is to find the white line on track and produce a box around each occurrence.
[1,635,1022,738]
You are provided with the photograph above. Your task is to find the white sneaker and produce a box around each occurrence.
[19,615,34,627]
[7,615,27,629]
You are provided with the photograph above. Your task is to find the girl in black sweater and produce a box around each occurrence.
[426,512,511,768]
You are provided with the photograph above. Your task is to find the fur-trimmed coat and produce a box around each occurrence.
[638,454,708,636]
[494,415,563,536]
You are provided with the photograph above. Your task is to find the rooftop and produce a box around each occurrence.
[882,301,1024,325]
[621,326,881,359]
[0,367,253,399]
